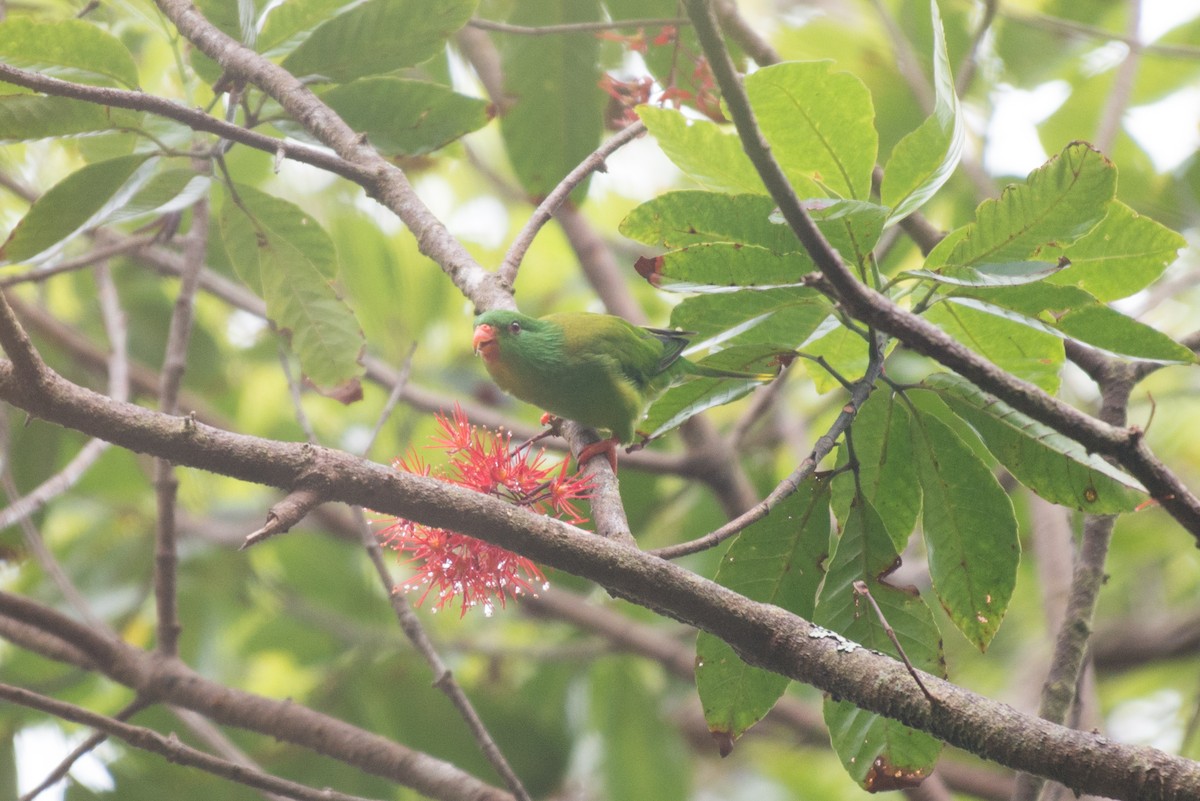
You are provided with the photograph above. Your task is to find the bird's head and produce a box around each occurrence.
[473,310,537,364]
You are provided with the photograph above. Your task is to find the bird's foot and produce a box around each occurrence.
[577,436,620,472]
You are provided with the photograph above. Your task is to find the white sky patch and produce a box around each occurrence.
[590,135,686,202]
[1126,87,1200,172]
[983,81,1071,176]
[1107,689,1185,752]
[447,195,509,249]
[16,723,115,800]
[1141,0,1200,41]
[226,308,268,348]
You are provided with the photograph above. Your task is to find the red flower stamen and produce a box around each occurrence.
[377,404,592,617]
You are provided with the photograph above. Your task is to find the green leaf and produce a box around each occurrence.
[633,200,886,293]
[258,0,356,55]
[923,300,1063,393]
[592,658,690,801]
[832,392,920,549]
[770,199,888,269]
[0,94,142,141]
[881,0,964,224]
[0,18,139,88]
[904,260,1066,287]
[281,0,475,82]
[620,191,796,251]
[640,345,783,441]
[947,142,1116,266]
[321,78,489,156]
[697,480,830,747]
[944,294,1194,364]
[669,287,830,350]
[105,169,211,226]
[637,105,763,194]
[924,374,1145,513]
[635,242,808,293]
[1047,201,1187,301]
[498,0,605,201]
[814,497,943,789]
[745,61,877,200]
[801,323,871,394]
[910,399,1018,650]
[1,153,151,264]
[218,185,364,393]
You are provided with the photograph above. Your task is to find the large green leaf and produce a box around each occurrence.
[745,61,877,200]
[0,153,151,264]
[924,300,1063,393]
[620,191,797,251]
[498,0,604,201]
[634,242,808,293]
[0,94,142,141]
[637,105,763,195]
[321,78,489,156]
[923,374,1145,513]
[639,345,784,442]
[882,0,964,224]
[218,185,364,394]
[832,392,921,549]
[669,287,830,350]
[592,658,690,801]
[946,142,1116,266]
[0,18,139,88]
[814,497,944,790]
[280,0,475,82]
[910,399,1018,650]
[1047,201,1186,301]
[944,293,1194,364]
[632,199,886,292]
[696,480,830,748]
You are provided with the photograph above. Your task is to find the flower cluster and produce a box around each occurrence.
[377,405,592,617]
[597,26,725,127]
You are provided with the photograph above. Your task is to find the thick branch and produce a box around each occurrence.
[1,352,1198,799]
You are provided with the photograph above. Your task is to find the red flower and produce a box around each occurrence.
[378,405,592,617]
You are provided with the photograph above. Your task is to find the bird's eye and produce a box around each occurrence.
[508,321,521,334]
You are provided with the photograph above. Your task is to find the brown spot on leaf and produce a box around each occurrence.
[634,255,664,287]
[710,729,736,758]
[864,756,928,792]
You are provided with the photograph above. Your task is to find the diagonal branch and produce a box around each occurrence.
[2,298,1199,798]
[682,0,1200,545]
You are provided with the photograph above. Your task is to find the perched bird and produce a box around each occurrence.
[472,310,777,469]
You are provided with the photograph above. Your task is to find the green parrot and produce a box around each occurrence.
[472,310,778,469]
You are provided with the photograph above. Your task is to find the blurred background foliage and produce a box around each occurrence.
[0,0,1198,799]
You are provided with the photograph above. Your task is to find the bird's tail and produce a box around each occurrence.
[687,363,778,382]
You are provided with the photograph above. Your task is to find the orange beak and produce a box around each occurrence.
[473,323,498,359]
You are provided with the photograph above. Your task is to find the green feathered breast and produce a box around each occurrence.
[473,310,774,444]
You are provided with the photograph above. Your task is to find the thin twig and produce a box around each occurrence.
[651,343,883,559]
[0,234,158,288]
[1094,0,1143,154]
[354,511,533,801]
[498,120,645,288]
[852,580,937,707]
[0,683,384,801]
[0,63,371,184]
[363,342,419,458]
[152,199,207,658]
[17,697,150,801]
